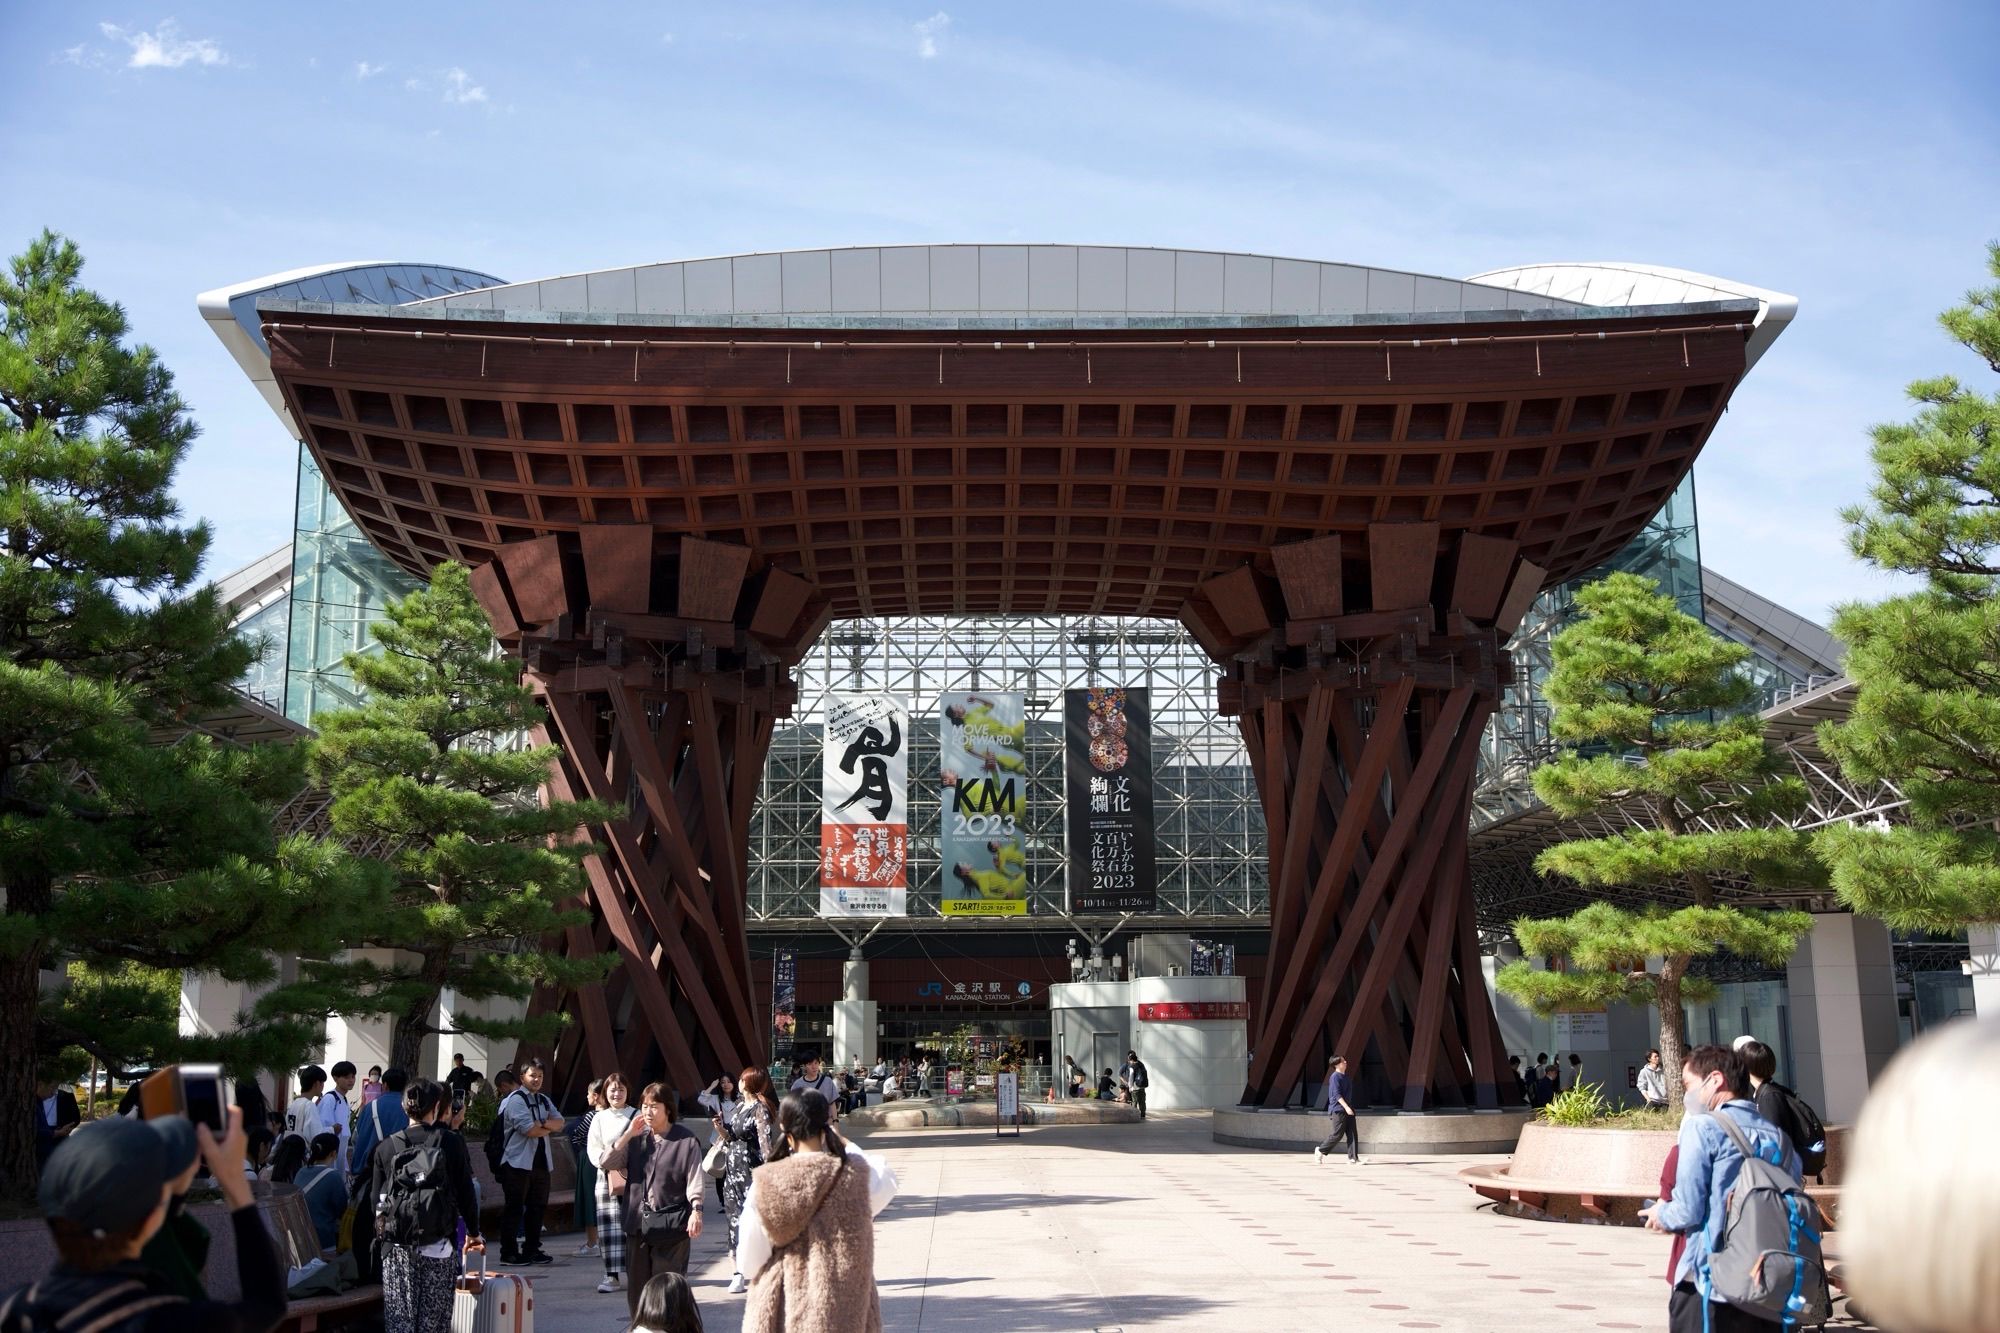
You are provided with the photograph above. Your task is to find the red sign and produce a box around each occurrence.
[1137,1001,1248,1021]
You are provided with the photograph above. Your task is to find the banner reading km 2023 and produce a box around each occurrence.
[939,690,1029,917]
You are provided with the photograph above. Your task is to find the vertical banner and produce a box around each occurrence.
[819,692,908,918]
[939,691,1029,917]
[1065,687,1158,913]
[771,949,797,1063]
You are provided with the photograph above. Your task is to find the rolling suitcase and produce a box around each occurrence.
[451,1245,534,1333]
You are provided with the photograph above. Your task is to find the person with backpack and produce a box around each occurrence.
[0,1108,285,1333]
[367,1078,482,1333]
[1120,1051,1150,1119]
[496,1058,564,1267]
[294,1134,349,1252]
[1737,1038,1830,1180]
[1639,1044,1826,1333]
[347,1067,410,1283]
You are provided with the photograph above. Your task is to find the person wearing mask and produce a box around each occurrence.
[1314,1055,1359,1164]
[1638,1045,1798,1333]
[316,1063,356,1175]
[1535,1062,1561,1106]
[715,1069,780,1295]
[569,1079,604,1258]
[368,1078,481,1333]
[347,1066,410,1283]
[603,1084,705,1321]
[588,1072,639,1296]
[788,1054,841,1124]
[495,1057,564,1268]
[628,1272,704,1333]
[0,1108,285,1332]
[294,1134,349,1253]
[361,1067,385,1106]
[1840,1017,2000,1333]
[1637,1049,1669,1109]
[1120,1051,1149,1119]
[736,1090,898,1333]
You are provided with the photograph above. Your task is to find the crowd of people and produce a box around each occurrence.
[8,1048,900,1333]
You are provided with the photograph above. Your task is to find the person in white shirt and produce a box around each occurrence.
[788,1053,842,1124]
[316,1060,357,1172]
[283,1064,327,1148]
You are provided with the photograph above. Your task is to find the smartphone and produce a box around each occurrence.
[136,1063,233,1134]
[452,1088,468,1115]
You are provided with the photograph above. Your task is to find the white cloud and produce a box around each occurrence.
[914,11,949,59]
[98,19,229,70]
[404,76,426,92]
[441,67,488,105]
[355,61,386,80]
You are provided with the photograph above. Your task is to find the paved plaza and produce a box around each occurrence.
[526,1111,1872,1332]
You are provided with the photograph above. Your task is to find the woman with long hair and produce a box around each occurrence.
[714,1068,780,1294]
[735,1090,897,1332]
[586,1072,638,1294]
[628,1271,704,1333]
[697,1072,738,1216]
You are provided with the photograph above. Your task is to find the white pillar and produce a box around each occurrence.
[438,988,526,1081]
[1785,913,1901,1124]
[832,957,877,1069]
[1966,925,2000,1019]
[181,957,296,1108]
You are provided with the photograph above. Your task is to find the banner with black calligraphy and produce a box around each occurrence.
[1064,687,1158,914]
[772,949,797,1061]
[820,692,909,918]
[938,690,1030,917]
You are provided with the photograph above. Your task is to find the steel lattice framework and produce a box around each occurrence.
[747,616,1265,922]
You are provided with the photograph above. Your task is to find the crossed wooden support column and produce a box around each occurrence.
[468,529,832,1108]
[1180,523,1547,1110]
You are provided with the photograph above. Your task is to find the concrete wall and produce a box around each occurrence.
[1049,976,1249,1109]
[1787,912,1900,1124]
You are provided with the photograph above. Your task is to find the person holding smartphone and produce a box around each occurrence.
[1,1107,286,1331]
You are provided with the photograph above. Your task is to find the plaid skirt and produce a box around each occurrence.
[595,1169,626,1277]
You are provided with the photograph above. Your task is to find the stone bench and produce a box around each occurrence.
[1211,1106,1533,1155]
[278,1284,381,1332]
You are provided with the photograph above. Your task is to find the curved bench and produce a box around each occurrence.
[1460,1121,1846,1227]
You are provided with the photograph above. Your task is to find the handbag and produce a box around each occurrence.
[702,1136,729,1180]
[635,1196,693,1240]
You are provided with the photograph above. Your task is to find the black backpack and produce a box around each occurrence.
[1768,1081,1829,1177]
[379,1131,456,1247]
[484,1092,515,1173]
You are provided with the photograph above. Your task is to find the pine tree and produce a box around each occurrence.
[0,231,363,1198]
[295,561,617,1072]
[1494,572,1817,1111]
[1816,244,2000,929]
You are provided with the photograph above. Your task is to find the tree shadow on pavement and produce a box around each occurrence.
[880,1289,1222,1330]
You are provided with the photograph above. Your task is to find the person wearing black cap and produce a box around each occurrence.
[0,1107,286,1331]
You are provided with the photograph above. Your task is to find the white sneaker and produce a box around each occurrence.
[727,1273,747,1294]
[596,1277,621,1294]
[573,1241,599,1256]
[1313,1146,1324,1164]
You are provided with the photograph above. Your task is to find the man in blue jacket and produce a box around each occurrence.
[1313,1055,1359,1164]
[1639,1044,1799,1333]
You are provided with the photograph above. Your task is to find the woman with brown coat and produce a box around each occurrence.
[733,1089,897,1333]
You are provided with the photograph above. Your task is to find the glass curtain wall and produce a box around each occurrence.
[284,446,420,725]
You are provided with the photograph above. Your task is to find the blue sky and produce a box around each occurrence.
[3,2,1996,623]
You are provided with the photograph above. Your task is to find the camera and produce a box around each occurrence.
[452,1088,467,1115]
[134,1063,233,1134]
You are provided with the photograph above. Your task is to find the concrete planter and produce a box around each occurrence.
[1210,1106,1533,1155]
